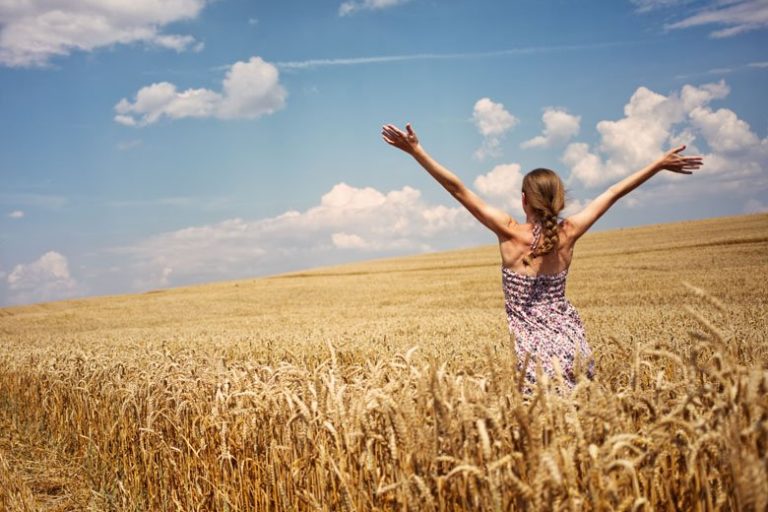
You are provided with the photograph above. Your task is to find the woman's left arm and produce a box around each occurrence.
[382,123,515,238]
[563,145,702,243]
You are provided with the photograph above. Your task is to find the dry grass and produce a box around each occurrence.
[1,213,766,511]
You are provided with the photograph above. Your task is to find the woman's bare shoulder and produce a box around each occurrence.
[501,218,529,240]
[558,218,578,247]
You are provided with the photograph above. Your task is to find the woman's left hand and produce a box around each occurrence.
[382,123,421,155]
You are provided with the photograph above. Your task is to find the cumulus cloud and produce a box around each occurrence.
[339,0,411,16]
[562,80,768,209]
[0,0,207,67]
[561,142,609,188]
[561,197,589,217]
[332,232,370,249]
[8,210,24,219]
[521,108,581,149]
[473,163,525,216]
[663,0,768,38]
[687,104,760,153]
[472,98,518,160]
[561,80,755,187]
[6,251,80,304]
[113,182,475,290]
[473,98,518,138]
[114,57,286,126]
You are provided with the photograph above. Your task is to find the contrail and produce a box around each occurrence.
[275,41,637,70]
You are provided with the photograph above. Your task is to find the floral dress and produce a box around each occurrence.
[502,224,595,389]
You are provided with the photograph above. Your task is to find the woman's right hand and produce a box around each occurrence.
[382,123,421,155]
[653,145,703,174]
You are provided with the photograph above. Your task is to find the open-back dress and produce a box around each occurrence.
[502,223,595,389]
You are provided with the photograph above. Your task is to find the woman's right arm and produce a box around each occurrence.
[563,146,702,243]
[382,123,516,238]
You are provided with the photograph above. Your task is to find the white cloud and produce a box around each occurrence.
[472,98,518,160]
[473,163,525,217]
[665,1,768,38]
[216,58,287,119]
[8,210,24,219]
[560,80,765,187]
[114,81,219,125]
[562,142,608,188]
[114,115,137,127]
[332,232,370,249]
[679,80,730,110]
[6,251,80,304]
[561,80,768,210]
[473,98,518,137]
[151,34,199,52]
[0,0,207,67]
[688,105,760,153]
[113,182,475,290]
[114,57,286,126]
[521,108,581,149]
[577,86,679,184]
[561,197,589,217]
[339,0,411,16]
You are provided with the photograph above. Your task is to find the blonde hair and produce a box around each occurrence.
[522,168,565,266]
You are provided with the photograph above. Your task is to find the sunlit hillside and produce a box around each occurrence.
[1,213,767,510]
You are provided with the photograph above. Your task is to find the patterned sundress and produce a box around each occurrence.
[502,224,595,389]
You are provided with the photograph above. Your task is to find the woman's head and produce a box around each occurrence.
[521,168,565,264]
[521,168,565,219]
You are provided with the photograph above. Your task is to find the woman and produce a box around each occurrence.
[382,123,702,390]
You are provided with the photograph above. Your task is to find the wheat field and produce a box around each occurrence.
[1,213,767,511]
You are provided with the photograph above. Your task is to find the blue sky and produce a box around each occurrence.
[0,0,766,305]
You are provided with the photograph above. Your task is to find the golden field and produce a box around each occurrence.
[1,213,767,511]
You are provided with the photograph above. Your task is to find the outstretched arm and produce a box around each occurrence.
[382,123,515,237]
[564,146,703,243]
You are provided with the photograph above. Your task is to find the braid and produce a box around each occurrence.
[535,211,560,257]
[520,167,565,267]
[522,211,560,267]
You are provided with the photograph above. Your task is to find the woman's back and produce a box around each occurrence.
[499,219,592,388]
[498,220,575,277]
